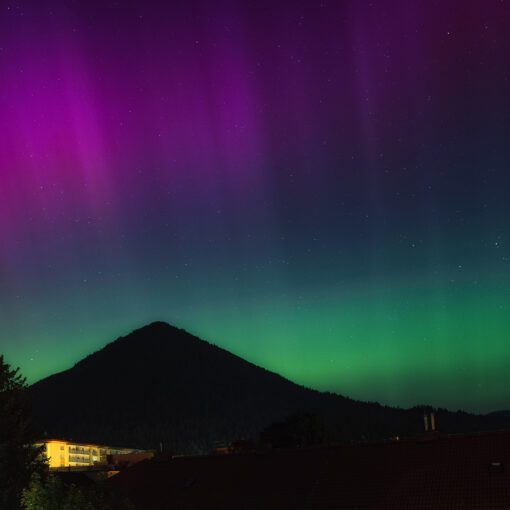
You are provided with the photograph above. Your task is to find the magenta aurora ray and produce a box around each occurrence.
[1,0,509,413]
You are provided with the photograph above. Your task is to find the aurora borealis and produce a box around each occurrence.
[1,0,509,413]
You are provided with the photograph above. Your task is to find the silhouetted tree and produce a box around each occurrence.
[0,355,44,510]
[260,413,327,449]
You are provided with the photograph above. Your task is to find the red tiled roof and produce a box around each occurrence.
[109,430,510,509]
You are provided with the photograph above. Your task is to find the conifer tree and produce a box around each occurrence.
[0,355,43,510]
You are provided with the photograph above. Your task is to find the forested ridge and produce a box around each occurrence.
[29,322,510,454]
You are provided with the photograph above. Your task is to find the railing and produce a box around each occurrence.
[68,456,92,464]
[69,448,96,455]
[51,465,107,472]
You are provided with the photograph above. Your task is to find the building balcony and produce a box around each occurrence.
[68,456,92,464]
[69,448,96,455]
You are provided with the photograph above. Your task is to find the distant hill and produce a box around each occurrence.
[28,322,509,453]
[488,410,510,419]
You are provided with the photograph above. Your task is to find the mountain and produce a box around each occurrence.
[29,322,508,453]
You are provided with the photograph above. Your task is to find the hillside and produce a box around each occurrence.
[29,322,508,453]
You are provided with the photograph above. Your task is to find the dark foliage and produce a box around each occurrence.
[21,473,134,510]
[260,413,328,448]
[28,322,510,454]
[0,356,45,510]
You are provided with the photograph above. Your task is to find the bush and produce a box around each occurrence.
[21,473,133,510]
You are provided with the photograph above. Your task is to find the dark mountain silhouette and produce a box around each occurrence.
[29,322,509,453]
[488,410,510,419]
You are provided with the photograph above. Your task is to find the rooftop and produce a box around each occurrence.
[35,438,139,451]
[109,430,510,509]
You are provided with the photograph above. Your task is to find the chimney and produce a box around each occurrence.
[423,411,437,433]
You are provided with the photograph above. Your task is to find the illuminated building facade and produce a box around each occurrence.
[35,439,139,469]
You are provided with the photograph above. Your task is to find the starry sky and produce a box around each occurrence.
[1,0,509,413]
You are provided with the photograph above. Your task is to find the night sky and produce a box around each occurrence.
[1,0,509,413]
